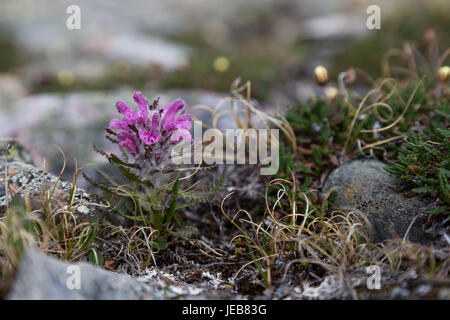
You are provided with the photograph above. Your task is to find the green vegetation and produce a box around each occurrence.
[386,127,449,215]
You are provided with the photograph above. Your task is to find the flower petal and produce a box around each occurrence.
[162,99,184,131]
[133,91,148,124]
[116,101,132,114]
[170,128,192,143]
[123,110,138,125]
[150,112,160,135]
[109,118,129,131]
[139,129,161,145]
[117,131,138,154]
[116,101,138,125]
[161,104,170,114]
[174,113,192,130]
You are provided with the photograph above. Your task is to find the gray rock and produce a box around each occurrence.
[0,75,26,108]
[322,160,431,243]
[0,138,33,164]
[8,249,158,300]
[0,156,129,226]
[7,249,239,300]
[0,156,87,208]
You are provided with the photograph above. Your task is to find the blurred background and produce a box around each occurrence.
[0,0,449,182]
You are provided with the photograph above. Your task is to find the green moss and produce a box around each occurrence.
[386,121,450,216]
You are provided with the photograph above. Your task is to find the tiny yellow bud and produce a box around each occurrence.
[325,86,339,100]
[213,56,230,73]
[57,70,74,87]
[314,65,328,85]
[437,66,450,83]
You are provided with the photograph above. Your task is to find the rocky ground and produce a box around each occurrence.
[0,0,449,300]
[1,143,449,299]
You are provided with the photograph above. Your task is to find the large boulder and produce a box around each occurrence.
[322,160,431,243]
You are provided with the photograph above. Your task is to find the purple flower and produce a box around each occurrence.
[160,99,192,142]
[109,118,130,131]
[171,113,192,142]
[161,99,185,131]
[138,113,161,145]
[108,92,193,163]
[174,114,192,129]
[170,128,192,143]
[117,131,138,155]
[115,92,149,126]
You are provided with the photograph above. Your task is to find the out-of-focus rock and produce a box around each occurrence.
[322,160,432,243]
[0,156,106,219]
[8,249,239,299]
[0,138,33,164]
[0,74,26,108]
[8,249,159,300]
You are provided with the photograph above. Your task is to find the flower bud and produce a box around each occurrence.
[314,65,329,85]
[325,86,338,100]
[437,66,450,83]
[343,67,356,84]
[423,27,437,45]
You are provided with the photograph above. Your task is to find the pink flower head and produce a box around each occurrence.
[108,92,193,163]
[171,113,192,142]
[117,131,138,155]
[138,113,161,145]
[173,114,192,130]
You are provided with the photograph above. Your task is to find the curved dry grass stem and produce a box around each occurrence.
[127,226,158,268]
[190,79,296,159]
[360,135,406,151]
[381,48,419,79]
[438,48,450,68]
[343,76,424,155]
[361,77,424,134]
